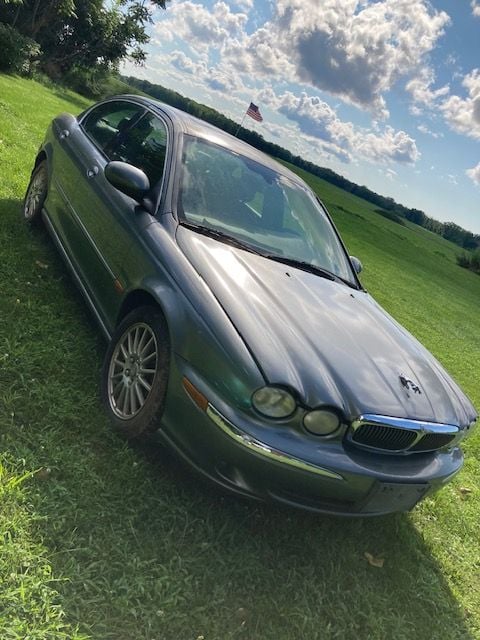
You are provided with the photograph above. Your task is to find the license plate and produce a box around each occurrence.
[362,482,429,513]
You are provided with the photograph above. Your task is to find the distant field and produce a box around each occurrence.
[1,74,479,640]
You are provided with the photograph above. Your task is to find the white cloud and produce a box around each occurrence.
[168,50,244,92]
[157,0,450,117]
[407,66,480,142]
[383,168,397,180]
[357,127,420,164]
[155,1,248,53]
[417,123,443,138]
[258,89,420,165]
[265,0,449,116]
[168,50,205,75]
[233,0,253,10]
[406,67,449,111]
[378,167,397,180]
[441,69,480,139]
[223,26,295,78]
[472,1,480,17]
[466,162,480,185]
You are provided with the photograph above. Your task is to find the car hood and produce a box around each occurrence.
[177,228,477,427]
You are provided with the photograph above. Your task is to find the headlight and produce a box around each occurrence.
[252,386,296,418]
[303,409,340,436]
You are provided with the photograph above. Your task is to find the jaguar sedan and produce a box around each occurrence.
[24,95,477,515]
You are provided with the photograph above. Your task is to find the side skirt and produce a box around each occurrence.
[41,207,112,341]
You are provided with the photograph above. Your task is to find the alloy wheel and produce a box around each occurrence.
[107,322,159,419]
[24,169,47,220]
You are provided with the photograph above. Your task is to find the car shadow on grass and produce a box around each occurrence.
[0,196,475,640]
[35,431,477,640]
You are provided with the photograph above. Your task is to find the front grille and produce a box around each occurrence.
[352,423,418,451]
[349,415,460,454]
[410,432,455,452]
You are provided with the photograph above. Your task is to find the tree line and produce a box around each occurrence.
[123,75,480,253]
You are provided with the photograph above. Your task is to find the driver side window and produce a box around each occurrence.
[82,102,143,155]
[109,113,168,187]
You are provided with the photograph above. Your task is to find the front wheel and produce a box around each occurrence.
[101,306,170,439]
[23,160,48,225]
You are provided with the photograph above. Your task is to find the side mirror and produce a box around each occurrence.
[105,161,150,203]
[350,256,363,274]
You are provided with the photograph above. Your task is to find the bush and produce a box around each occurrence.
[456,249,480,275]
[62,65,117,99]
[374,208,405,226]
[0,23,40,74]
[60,65,144,99]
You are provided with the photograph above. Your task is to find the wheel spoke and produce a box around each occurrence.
[120,343,129,361]
[129,386,137,414]
[122,385,130,415]
[141,350,156,365]
[140,367,156,376]
[132,326,140,352]
[112,379,124,396]
[134,382,145,407]
[137,327,148,353]
[140,335,154,357]
[138,375,152,393]
[116,384,127,407]
[25,196,35,218]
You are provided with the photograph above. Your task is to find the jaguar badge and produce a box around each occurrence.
[399,374,422,395]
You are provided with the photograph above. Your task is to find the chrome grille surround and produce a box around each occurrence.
[349,414,462,454]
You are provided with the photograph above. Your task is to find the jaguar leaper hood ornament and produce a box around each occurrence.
[399,374,422,395]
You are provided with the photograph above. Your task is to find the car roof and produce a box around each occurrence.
[113,94,304,184]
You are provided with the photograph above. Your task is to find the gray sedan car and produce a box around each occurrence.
[24,95,477,515]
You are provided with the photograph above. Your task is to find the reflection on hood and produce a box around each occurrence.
[178,227,477,427]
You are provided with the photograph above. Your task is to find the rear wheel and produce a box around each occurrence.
[101,306,170,439]
[23,160,48,225]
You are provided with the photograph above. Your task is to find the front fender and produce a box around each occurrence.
[121,220,266,411]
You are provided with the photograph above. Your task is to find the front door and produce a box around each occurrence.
[51,100,168,331]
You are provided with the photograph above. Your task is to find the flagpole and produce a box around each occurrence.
[234,112,247,138]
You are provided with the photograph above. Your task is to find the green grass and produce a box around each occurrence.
[0,73,479,639]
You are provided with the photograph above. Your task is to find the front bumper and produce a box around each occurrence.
[159,359,464,516]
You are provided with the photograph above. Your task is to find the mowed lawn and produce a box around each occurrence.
[0,74,479,640]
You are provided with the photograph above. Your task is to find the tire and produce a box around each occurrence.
[23,160,48,225]
[101,306,170,439]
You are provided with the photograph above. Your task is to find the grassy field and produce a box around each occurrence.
[0,73,479,640]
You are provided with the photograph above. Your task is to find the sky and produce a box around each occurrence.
[123,0,480,234]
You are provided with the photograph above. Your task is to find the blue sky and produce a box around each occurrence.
[123,0,480,234]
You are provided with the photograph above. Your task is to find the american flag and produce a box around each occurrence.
[246,102,263,122]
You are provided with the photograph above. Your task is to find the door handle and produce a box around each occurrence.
[86,166,99,178]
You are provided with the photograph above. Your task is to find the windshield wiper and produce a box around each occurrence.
[180,222,264,256]
[181,222,359,289]
[263,255,359,289]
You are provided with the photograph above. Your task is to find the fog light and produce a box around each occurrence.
[252,386,296,419]
[304,410,340,436]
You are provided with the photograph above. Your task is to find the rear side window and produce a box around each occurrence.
[82,102,143,154]
[109,113,168,187]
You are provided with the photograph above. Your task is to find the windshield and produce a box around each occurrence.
[178,136,357,285]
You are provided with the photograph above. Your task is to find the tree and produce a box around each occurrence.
[0,0,170,74]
